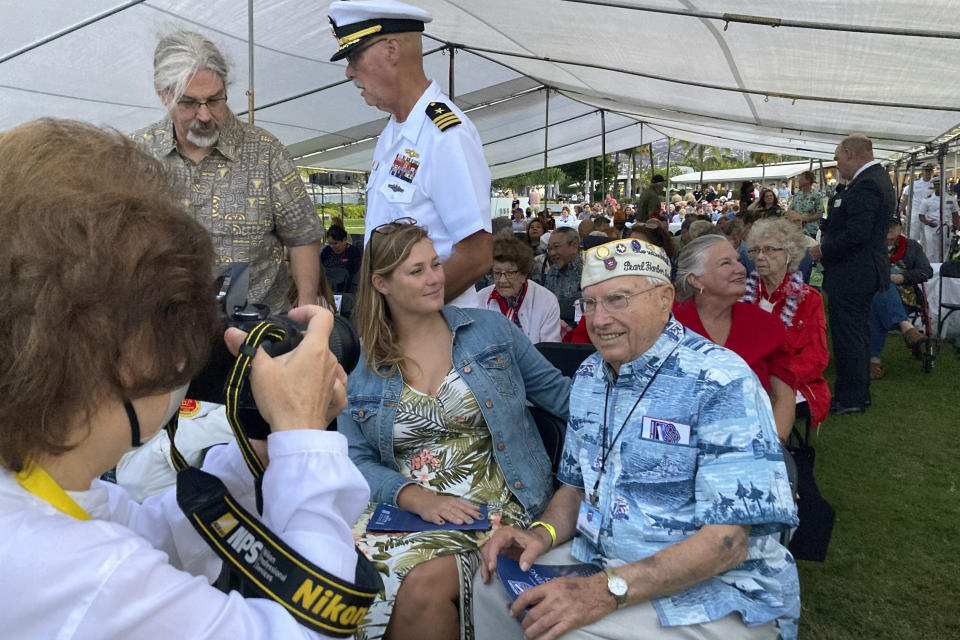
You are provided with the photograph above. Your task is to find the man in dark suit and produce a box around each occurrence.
[809,134,893,414]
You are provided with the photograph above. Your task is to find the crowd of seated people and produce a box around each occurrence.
[86,155,941,640]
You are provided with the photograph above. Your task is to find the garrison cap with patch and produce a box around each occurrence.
[581,238,672,289]
[328,0,432,62]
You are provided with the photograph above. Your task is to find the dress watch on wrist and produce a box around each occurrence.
[604,567,628,609]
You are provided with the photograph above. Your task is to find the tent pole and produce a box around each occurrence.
[448,45,455,101]
[247,0,255,124]
[939,146,947,262]
[905,154,917,241]
[543,87,550,213]
[665,138,671,194]
[893,160,901,209]
[601,110,607,201]
[699,145,705,192]
[817,160,824,193]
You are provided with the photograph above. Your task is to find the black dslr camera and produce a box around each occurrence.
[186,264,360,438]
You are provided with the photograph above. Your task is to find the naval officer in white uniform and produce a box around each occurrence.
[329,0,492,307]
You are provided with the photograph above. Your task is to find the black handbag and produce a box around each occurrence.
[785,418,836,562]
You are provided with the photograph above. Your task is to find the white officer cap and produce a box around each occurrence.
[328,0,432,62]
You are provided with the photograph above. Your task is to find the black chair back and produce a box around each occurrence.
[529,406,566,473]
[325,266,352,293]
[535,342,596,378]
[556,297,578,325]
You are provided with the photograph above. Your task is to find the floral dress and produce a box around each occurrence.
[351,368,530,640]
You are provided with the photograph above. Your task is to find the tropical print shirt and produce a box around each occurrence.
[533,254,583,302]
[789,188,824,237]
[130,112,322,311]
[559,318,800,638]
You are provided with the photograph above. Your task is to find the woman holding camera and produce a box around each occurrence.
[0,119,365,638]
[339,220,570,640]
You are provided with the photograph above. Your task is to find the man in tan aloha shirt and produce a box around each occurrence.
[131,30,322,311]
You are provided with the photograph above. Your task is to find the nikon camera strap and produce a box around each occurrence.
[167,320,381,637]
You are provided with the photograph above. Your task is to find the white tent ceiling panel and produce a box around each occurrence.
[2,0,960,181]
[671,161,838,185]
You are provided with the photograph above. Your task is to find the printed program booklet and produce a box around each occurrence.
[496,556,602,601]
[366,503,490,532]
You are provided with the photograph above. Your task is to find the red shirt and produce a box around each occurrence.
[671,299,796,392]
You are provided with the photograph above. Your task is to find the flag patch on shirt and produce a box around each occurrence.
[641,416,691,445]
[389,153,420,183]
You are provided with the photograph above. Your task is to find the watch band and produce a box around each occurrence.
[604,567,628,609]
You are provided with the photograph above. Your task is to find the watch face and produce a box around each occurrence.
[608,576,628,596]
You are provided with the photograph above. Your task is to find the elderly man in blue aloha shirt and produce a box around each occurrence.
[474,238,800,640]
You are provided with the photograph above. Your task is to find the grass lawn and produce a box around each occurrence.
[342,219,366,237]
[797,330,959,639]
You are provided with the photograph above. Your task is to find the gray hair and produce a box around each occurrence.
[491,216,513,236]
[153,31,230,102]
[674,234,734,301]
[747,218,806,272]
[551,225,580,247]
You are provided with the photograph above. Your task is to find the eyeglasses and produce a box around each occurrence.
[346,37,389,66]
[492,269,521,280]
[176,93,227,115]
[369,217,418,266]
[746,245,786,258]
[547,241,574,251]
[577,285,660,315]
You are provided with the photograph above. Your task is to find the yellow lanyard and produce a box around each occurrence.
[15,461,91,521]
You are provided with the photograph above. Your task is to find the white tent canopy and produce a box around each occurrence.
[671,161,837,185]
[3,1,960,179]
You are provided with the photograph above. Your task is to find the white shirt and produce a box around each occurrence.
[116,401,234,502]
[554,214,579,229]
[364,81,491,265]
[903,177,934,210]
[478,279,562,344]
[918,194,959,225]
[0,431,369,639]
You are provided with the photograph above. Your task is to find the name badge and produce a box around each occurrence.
[640,416,691,445]
[833,198,842,208]
[576,501,602,545]
[759,298,775,313]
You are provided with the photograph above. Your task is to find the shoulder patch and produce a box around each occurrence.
[426,101,461,131]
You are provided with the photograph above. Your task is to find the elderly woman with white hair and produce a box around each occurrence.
[673,235,797,440]
[744,218,832,429]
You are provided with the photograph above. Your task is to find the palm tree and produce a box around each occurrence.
[748,482,765,516]
[735,479,750,513]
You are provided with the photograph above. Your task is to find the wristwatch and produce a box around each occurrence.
[604,567,628,609]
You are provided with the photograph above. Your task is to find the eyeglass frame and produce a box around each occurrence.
[745,245,786,258]
[492,268,522,280]
[176,92,228,115]
[345,37,390,67]
[576,284,661,315]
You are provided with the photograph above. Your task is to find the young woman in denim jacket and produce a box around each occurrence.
[339,221,570,640]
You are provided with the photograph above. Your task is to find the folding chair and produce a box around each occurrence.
[903,281,936,372]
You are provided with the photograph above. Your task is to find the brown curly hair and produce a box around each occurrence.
[0,119,220,471]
